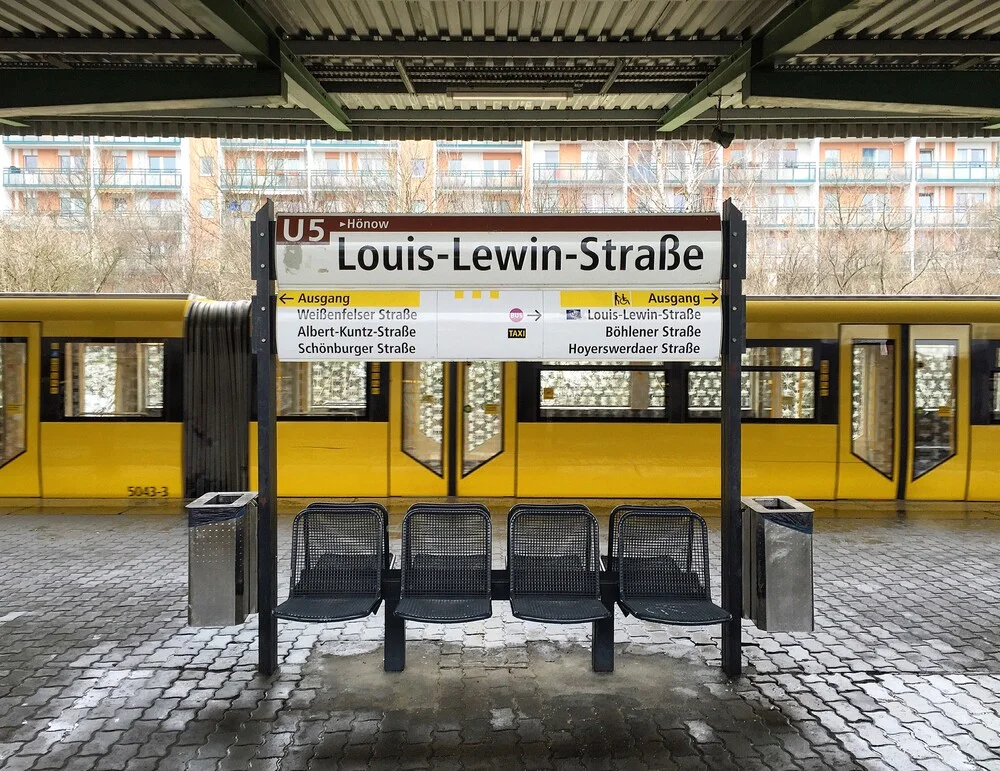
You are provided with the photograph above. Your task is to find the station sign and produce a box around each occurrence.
[276,288,721,362]
[275,213,722,289]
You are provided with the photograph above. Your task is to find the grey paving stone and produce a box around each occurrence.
[2,507,1000,770]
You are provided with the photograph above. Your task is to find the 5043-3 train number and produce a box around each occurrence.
[127,486,169,498]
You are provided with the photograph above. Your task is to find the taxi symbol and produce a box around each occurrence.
[508,328,526,339]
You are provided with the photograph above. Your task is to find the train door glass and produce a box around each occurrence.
[390,361,515,497]
[905,325,970,500]
[837,325,901,499]
[0,323,40,496]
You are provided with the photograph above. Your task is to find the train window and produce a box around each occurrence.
[913,341,958,479]
[993,347,1000,422]
[851,341,895,478]
[64,342,164,418]
[277,361,367,417]
[538,362,666,420]
[0,340,27,468]
[464,361,503,474]
[402,362,444,475]
[686,346,816,420]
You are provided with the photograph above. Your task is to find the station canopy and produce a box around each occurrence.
[1,0,999,141]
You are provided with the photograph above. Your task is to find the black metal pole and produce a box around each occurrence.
[720,199,746,678]
[252,200,279,676]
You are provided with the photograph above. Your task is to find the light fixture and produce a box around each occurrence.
[710,95,735,149]
[449,89,573,102]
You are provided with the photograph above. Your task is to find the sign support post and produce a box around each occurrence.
[252,200,279,676]
[720,200,746,678]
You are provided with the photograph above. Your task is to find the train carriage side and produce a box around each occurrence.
[0,294,190,499]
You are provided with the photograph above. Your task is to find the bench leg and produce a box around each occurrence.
[384,596,405,672]
[592,616,614,672]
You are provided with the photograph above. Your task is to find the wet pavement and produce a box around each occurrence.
[0,498,999,770]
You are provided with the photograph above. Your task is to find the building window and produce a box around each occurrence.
[956,148,987,165]
[199,199,215,218]
[200,157,214,176]
[918,193,933,209]
[781,149,798,167]
[64,342,164,418]
[112,153,127,172]
[918,149,934,165]
[823,149,840,166]
[23,153,38,171]
[448,158,463,174]
[411,159,427,178]
[149,155,177,171]
[956,192,987,207]
[23,194,38,213]
[325,155,341,172]
[861,147,892,165]
[112,197,128,212]
[537,362,667,421]
[59,196,86,217]
[686,345,817,421]
[412,200,428,213]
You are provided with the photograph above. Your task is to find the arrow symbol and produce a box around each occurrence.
[339,221,345,226]
[709,292,719,304]
[279,292,291,305]
[529,310,542,321]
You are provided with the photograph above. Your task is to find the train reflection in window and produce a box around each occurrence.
[64,341,163,418]
[687,346,816,420]
[277,361,366,417]
[402,362,444,475]
[538,362,666,420]
[0,339,27,467]
[851,341,895,478]
[913,341,957,479]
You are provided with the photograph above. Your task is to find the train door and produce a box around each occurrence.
[904,325,970,500]
[389,361,516,497]
[837,324,971,500]
[0,322,40,497]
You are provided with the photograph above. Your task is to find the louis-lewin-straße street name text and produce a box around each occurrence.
[274,214,723,289]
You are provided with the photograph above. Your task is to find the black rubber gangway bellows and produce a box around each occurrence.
[183,300,252,499]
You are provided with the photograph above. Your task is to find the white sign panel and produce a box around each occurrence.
[275,214,723,289]
[276,288,721,362]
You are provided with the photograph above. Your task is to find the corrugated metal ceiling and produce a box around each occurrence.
[0,0,998,141]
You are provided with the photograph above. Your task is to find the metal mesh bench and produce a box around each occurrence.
[606,504,698,571]
[274,503,389,623]
[615,507,731,626]
[507,504,610,624]
[395,504,492,623]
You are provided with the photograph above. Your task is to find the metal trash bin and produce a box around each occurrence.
[187,491,258,626]
[741,496,813,632]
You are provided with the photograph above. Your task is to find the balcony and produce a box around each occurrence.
[533,164,624,185]
[220,170,307,191]
[221,138,307,148]
[436,169,523,189]
[748,208,817,229]
[913,206,992,228]
[4,168,90,188]
[914,162,1000,183]
[819,163,911,184]
[725,163,816,184]
[95,137,181,147]
[819,207,912,228]
[96,169,182,189]
[311,169,392,190]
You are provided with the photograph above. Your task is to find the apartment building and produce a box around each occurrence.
[3,135,998,247]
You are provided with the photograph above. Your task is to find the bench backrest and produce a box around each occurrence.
[616,508,712,601]
[290,503,388,598]
[508,505,601,599]
[401,504,492,598]
[607,504,695,561]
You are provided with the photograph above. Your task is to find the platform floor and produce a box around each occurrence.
[0,499,999,770]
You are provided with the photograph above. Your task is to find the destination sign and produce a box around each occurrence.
[275,288,721,362]
[275,214,722,289]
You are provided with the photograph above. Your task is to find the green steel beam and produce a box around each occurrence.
[0,68,285,118]
[657,0,880,132]
[173,0,350,132]
[743,70,1000,118]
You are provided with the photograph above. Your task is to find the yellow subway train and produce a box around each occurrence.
[1,293,998,501]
